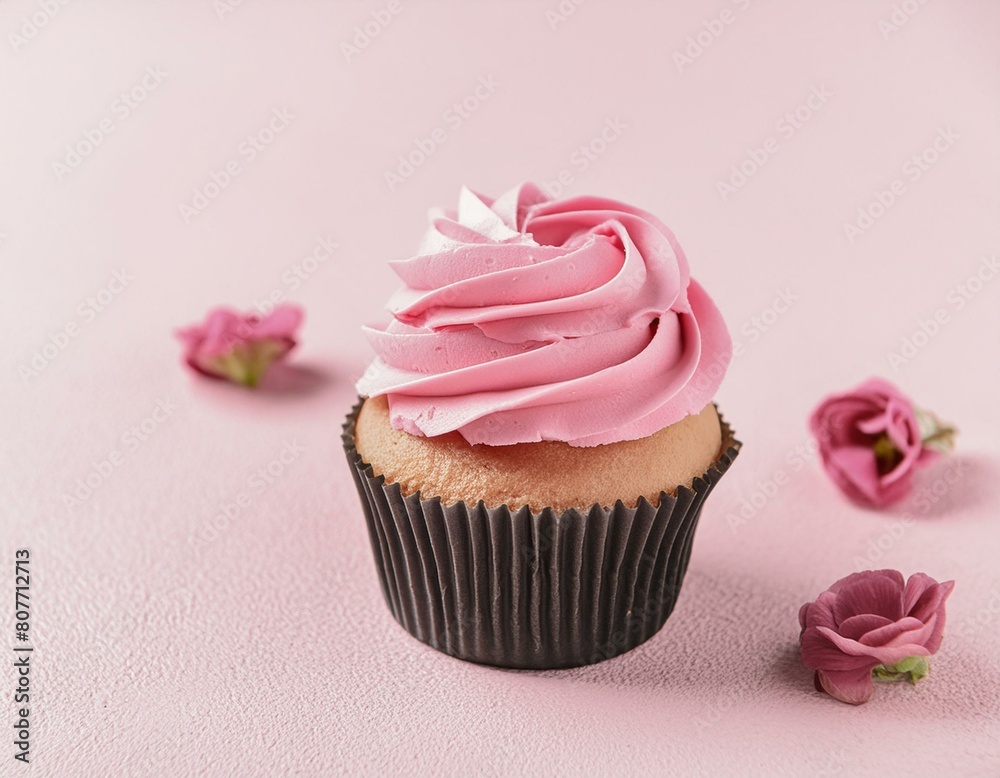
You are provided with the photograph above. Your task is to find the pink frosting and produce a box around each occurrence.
[356,183,732,447]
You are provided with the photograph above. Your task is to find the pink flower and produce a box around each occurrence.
[799,570,955,704]
[175,304,303,388]
[809,377,955,508]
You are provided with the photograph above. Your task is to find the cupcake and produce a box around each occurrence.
[344,183,740,669]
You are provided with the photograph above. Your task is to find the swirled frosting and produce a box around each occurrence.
[356,183,732,447]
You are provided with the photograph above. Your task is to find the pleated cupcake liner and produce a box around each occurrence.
[342,399,741,670]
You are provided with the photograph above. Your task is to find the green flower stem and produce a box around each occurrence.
[872,656,929,685]
[922,426,957,448]
[915,405,958,454]
[204,340,288,388]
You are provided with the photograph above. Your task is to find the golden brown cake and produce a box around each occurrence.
[355,394,727,513]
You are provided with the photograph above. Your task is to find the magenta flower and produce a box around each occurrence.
[175,304,303,388]
[799,570,955,705]
[809,377,956,508]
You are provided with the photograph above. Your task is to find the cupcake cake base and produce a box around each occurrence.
[343,400,740,670]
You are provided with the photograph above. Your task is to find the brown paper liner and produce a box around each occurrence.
[342,399,741,669]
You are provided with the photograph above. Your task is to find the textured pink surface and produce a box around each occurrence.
[2,2,999,776]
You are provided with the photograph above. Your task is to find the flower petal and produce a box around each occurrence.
[856,409,890,436]
[832,575,905,625]
[858,616,927,648]
[865,643,932,666]
[911,580,955,654]
[800,591,839,631]
[799,601,810,631]
[200,308,244,356]
[812,400,877,447]
[821,619,935,667]
[828,569,906,595]
[883,400,915,453]
[816,668,877,705]
[880,403,923,487]
[824,445,888,505]
[838,613,894,640]
[907,578,955,623]
[856,377,914,405]
[252,304,304,340]
[802,628,878,670]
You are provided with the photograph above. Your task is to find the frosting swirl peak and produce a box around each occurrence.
[357,183,732,447]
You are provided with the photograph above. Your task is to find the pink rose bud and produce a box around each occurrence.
[799,570,955,705]
[809,377,956,507]
[175,304,304,388]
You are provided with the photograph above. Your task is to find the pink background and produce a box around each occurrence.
[3,1,999,775]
